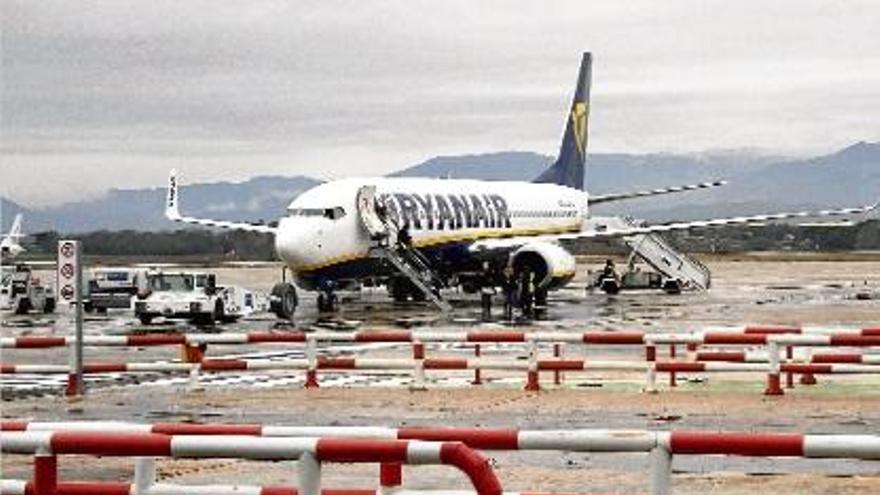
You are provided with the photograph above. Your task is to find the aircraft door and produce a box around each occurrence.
[356,185,390,240]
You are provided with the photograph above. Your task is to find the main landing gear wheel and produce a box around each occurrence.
[317,292,338,313]
[389,277,424,303]
[389,277,408,303]
[213,300,225,323]
[14,298,31,315]
[663,279,683,295]
[270,282,298,320]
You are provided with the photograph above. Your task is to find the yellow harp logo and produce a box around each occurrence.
[569,102,589,156]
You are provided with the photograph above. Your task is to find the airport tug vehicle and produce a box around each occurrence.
[0,264,56,314]
[134,270,265,325]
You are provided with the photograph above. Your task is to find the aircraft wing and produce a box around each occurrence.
[165,170,277,234]
[470,203,877,252]
[588,181,727,206]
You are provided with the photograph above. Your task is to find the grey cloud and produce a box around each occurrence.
[2,0,879,206]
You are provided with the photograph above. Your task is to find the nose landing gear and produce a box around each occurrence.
[270,282,298,320]
[316,279,339,313]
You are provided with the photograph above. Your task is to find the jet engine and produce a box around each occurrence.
[509,242,577,290]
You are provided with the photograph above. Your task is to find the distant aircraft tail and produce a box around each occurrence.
[7,213,23,239]
[533,52,592,191]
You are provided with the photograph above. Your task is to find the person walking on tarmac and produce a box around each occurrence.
[502,265,516,321]
[518,269,535,318]
[602,259,618,280]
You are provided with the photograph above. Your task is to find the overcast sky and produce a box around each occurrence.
[2,0,879,207]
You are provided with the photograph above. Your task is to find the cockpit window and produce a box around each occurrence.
[289,208,324,217]
[289,207,346,220]
[324,207,346,220]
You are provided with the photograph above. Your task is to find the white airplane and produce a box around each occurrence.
[165,53,876,316]
[1,214,26,261]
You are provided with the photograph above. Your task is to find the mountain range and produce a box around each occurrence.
[2,141,878,232]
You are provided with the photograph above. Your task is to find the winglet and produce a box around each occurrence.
[166,169,181,221]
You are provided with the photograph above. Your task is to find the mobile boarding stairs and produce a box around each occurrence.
[356,186,452,311]
[592,216,711,292]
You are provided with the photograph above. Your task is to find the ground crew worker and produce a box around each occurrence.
[480,261,494,322]
[602,259,618,280]
[502,265,516,321]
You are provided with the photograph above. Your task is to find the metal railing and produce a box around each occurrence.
[4,423,880,495]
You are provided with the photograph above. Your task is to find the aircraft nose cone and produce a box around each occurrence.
[274,217,305,267]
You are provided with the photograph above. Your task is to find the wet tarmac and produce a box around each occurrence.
[2,258,880,493]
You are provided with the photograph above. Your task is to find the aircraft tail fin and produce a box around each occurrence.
[166,170,181,221]
[7,214,23,239]
[533,52,592,191]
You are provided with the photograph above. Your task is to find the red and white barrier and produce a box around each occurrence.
[5,353,880,399]
[5,327,878,349]
[0,357,653,375]
[0,329,650,350]
[695,349,880,364]
[5,324,879,397]
[646,332,880,347]
[1,432,502,495]
[4,424,880,495]
[0,480,595,495]
[6,422,880,459]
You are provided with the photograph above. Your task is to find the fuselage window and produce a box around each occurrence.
[289,208,324,217]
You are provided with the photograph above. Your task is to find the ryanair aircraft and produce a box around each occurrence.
[166,53,875,316]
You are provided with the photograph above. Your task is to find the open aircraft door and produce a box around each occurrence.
[356,185,390,241]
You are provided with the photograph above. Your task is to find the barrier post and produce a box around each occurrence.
[649,446,672,495]
[524,340,540,391]
[785,345,794,389]
[553,343,564,385]
[298,451,321,495]
[801,348,817,385]
[305,336,319,389]
[472,344,483,385]
[133,457,156,495]
[33,453,57,495]
[764,341,784,396]
[686,342,698,361]
[65,347,78,397]
[180,343,205,363]
[380,462,403,488]
[644,344,658,394]
[187,366,202,391]
[668,344,677,387]
[411,341,427,391]
[58,240,84,398]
